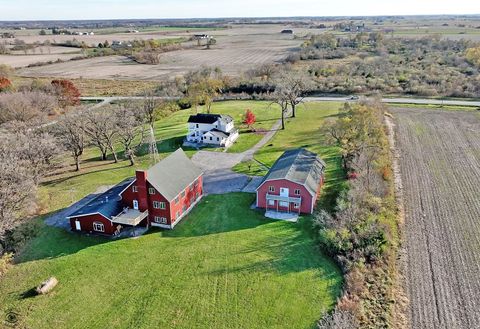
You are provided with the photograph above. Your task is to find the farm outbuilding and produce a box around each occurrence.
[256,148,325,217]
[68,149,203,235]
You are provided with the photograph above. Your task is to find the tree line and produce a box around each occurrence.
[316,99,398,328]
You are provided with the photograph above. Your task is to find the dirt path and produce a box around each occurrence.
[391,107,480,329]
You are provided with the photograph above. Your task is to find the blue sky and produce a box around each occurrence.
[0,0,478,20]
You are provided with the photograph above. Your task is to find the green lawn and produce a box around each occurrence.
[39,100,279,215]
[0,194,342,329]
[233,102,346,210]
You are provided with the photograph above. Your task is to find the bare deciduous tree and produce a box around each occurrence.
[273,69,312,118]
[0,91,57,124]
[0,128,59,248]
[114,105,143,166]
[269,88,290,130]
[55,112,87,171]
[82,107,110,161]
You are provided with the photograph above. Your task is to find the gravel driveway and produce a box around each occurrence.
[191,151,256,194]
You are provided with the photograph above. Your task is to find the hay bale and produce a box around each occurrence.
[35,277,58,295]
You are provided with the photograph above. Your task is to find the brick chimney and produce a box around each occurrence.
[135,170,149,212]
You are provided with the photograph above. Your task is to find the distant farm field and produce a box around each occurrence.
[14,24,307,80]
[0,193,342,329]
[392,107,480,328]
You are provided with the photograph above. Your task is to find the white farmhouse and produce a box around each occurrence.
[186,113,239,147]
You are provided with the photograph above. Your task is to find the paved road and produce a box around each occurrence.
[81,96,480,107]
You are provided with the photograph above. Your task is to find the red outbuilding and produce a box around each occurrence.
[68,148,203,235]
[256,148,325,216]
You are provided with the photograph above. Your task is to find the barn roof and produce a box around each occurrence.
[187,113,233,124]
[259,148,325,196]
[146,148,203,201]
[67,178,135,219]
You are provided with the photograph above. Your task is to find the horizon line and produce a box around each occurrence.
[2,13,480,23]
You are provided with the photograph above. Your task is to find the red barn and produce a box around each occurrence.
[256,148,325,216]
[68,149,203,235]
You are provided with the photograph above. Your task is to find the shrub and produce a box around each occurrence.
[0,77,12,92]
[177,98,192,109]
[51,79,81,107]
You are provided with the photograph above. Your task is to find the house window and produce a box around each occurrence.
[268,186,275,192]
[294,203,300,209]
[154,216,167,224]
[153,201,166,209]
[196,124,199,128]
[174,196,179,204]
[132,185,138,192]
[196,192,200,200]
[182,205,187,212]
[217,137,220,141]
[279,201,289,208]
[294,189,301,195]
[210,137,212,141]
[181,191,186,198]
[148,187,155,195]
[268,200,275,206]
[93,222,104,232]
[176,211,180,218]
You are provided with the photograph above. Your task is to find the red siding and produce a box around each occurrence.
[136,170,149,211]
[147,181,171,225]
[69,214,115,235]
[169,175,203,225]
[256,179,320,214]
[121,174,203,227]
[120,180,138,209]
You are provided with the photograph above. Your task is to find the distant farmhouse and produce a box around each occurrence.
[192,34,210,40]
[68,149,203,235]
[256,148,325,216]
[186,113,239,148]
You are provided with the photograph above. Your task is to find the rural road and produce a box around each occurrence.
[80,96,480,107]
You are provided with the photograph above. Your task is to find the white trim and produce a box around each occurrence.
[117,179,137,197]
[66,212,111,221]
[255,178,316,197]
[153,201,166,209]
[93,222,105,232]
[154,216,167,224]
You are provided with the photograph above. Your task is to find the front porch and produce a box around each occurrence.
[264,193,302,222]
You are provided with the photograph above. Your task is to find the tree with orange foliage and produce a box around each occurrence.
[243,109,256,131]
[51,79,81,107]
[0,77,12,92]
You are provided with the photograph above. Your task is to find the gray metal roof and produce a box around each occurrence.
[207,129,230,139]
[259,148,326,196]
[68,178,135,219]
[146,148,203,201]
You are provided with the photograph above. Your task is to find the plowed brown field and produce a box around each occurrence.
[392,108,480,328]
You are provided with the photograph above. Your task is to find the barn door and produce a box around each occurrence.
[75,220,81,231]
[280,188,289,197]
[133,200,139,210]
